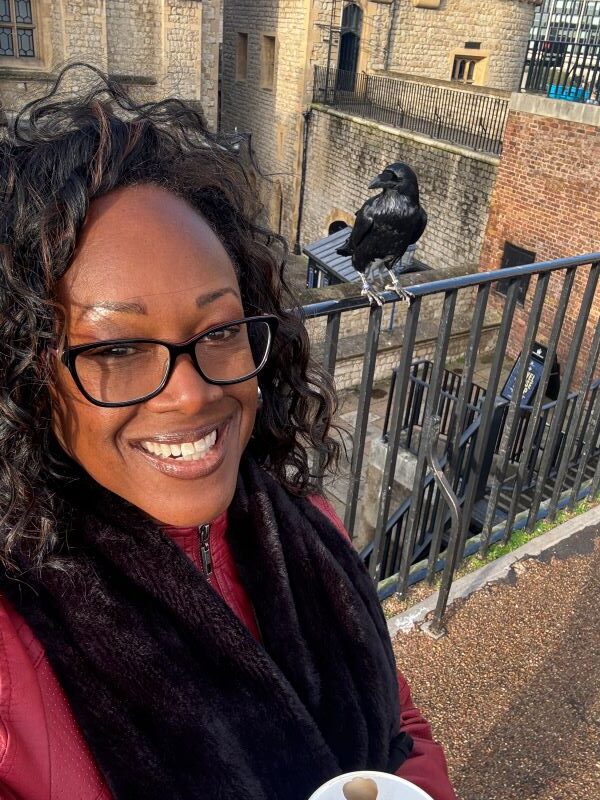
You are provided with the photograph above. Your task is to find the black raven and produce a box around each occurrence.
[336,162,427,305]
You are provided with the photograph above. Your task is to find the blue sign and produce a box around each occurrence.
[500,343,548,405]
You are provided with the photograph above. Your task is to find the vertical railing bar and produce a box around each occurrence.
[396,290,457,595]
[457,279,521,555]
[549,309,600,515]
[382,367,398,440]
[444,285,490,463]
[344,304,383,539]
[322,311,341,377]
[314,311,342,488]
[591,438,600,499]
[426,283,490,580]
[369,298,421,582]
[527,260,600,528]
[504,267,577,536]
[570,381,600,504]
[480,271,550,553]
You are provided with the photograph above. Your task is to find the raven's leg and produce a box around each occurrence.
[384,258,411,304]
[359,271,385,307]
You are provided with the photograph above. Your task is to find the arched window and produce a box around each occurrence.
[338,3,362,76]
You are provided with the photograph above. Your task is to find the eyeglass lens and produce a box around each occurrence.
[73,320,271,404]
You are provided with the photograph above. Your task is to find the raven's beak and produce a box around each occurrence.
[368,173,386,189]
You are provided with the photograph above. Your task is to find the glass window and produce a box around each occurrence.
[0,0,35,59]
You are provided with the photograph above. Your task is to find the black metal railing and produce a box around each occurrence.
[382,361,486,452]
[302,251,600,631]
[312,66,509,155]
[521,39,600,101]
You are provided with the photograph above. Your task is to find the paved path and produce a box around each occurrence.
[391,525,600,800]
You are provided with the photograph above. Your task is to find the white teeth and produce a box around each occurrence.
[140,429,220,460]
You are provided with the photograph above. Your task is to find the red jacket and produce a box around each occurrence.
[0,496,456,800]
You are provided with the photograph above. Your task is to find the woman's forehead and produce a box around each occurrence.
[59,184,240,313]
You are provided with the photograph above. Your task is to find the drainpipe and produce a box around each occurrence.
[384,0,398,72]
[294,107,313,255]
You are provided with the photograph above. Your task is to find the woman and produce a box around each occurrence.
[0,70,456,800]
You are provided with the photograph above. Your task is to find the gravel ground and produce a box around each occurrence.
[391,525,600,800]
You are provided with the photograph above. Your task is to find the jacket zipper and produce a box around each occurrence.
[198,523,213,583]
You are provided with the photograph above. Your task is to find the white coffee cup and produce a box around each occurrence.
[307,770,434,800]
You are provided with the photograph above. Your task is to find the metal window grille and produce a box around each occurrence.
[0,0,35,58]
[521,0,600,102]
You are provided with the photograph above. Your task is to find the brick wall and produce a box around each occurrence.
[302,107,498,272]
[480,94,600,387]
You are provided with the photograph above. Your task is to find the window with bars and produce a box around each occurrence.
[0,0,36,60]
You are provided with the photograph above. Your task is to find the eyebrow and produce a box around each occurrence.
[77,287,240,320]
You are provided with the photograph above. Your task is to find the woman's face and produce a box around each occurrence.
[52,184,258,526]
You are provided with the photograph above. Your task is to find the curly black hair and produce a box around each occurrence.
[0,65,339,571]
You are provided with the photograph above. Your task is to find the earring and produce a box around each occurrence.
[257,386,263,410]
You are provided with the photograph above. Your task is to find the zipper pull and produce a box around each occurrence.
[199,523,213,578]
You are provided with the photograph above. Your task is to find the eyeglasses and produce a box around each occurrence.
[60,315,279,408]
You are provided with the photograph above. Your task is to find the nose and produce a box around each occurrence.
[146,353,224,414]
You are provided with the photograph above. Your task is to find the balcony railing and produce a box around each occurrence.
[522,39,600,102]
[312,66,509,155]
[302,252,600,632]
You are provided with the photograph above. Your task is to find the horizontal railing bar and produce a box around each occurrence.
[300,253,600,320]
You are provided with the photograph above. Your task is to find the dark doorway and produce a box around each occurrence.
[328,220,349,235]
[337,3,362,90]
[496,241,536,305]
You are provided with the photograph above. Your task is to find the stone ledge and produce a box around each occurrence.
[0,68,54,82]
[510,91,600,128]
[297,262,479,306]
[109,74,158,86]
[310,104,502,165]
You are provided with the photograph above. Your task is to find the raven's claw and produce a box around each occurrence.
[384,270,411,304]
[359,274,384,307]
[361,286,385,307]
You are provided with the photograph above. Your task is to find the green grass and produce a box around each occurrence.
[451,496,597,583]
[381,495,599,618]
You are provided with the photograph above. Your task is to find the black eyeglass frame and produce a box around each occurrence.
[60,314,279,408]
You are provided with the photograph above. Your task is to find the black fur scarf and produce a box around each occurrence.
[1,456,412,799]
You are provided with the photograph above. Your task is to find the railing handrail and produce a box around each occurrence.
[312,65,509,155]
[303,250,600,626]
[300,252,600,319]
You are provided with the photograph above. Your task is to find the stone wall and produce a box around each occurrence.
[106,0,160,81]
[368,0,539,92]
[221,0,314,241]
[0,0,218,128]
[302,106,499,272]
[480,93,600,388]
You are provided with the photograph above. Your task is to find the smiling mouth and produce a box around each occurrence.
[140,429,218,461]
